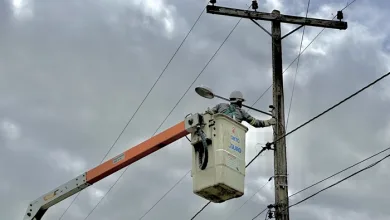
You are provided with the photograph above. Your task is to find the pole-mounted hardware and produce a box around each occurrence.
[337,10,343,21]
[252,0,258,11]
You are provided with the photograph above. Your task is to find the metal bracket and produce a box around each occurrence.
[277,183,288,189]
[281,24,304,40]
[263,142,274,151]
[267,204,276,209]
[184,113,203,133]
[24,173,91,220]
[274,174,288,177]
[250,19,272,37]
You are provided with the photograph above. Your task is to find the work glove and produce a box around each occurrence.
[263,118,276,127]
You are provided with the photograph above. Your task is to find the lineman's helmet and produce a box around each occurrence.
[229,90,245,103]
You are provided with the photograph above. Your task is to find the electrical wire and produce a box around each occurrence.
[224,177,273,220]
[73,6,206,220]
[137,135,194,220]
[138,170,191,220]
[151,16,241,137]
[288,152,390,209]
[217,1,362,219]
[251,148,390,219]
[133,112,190,219]
[271,70,390,146]
[264,209,270,220]
[199,1,361,219]
[289,146,390,198]
[83,0,360,219]
[251,146,390,219]
[57,5,206,220]
[285,0,311,130]
[137,6,245,220]
[251,0,358,111]
[251,69,390,220]
[83,2,244,219]
[251,207,268,220]
[53,0,357,219]
[250,67,390,217]
[137,134,192,220]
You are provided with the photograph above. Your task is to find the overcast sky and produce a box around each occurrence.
[1,0,390,219]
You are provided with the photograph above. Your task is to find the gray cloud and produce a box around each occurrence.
[1,0,390,220]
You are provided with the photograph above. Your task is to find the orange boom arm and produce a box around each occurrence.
[86,121,188,184]
[24,115,201,220]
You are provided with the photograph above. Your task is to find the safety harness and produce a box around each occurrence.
[221,104,237,120]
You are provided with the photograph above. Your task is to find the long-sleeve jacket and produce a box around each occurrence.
[210,103,267,128]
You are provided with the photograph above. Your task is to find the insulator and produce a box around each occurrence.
[210,0,216,5]
[252,0,258,10]
[337,11,343,20]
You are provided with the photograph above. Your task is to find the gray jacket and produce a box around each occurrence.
[210,103,267,128]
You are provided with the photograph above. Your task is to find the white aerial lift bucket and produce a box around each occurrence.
[188,112,249,203]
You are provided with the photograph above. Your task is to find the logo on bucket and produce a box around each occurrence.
[229,143,242,153]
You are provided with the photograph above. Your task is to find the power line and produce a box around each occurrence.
[251,69,390,219]
[250,67,390,218]
[252,70,390,219]
[151,13,242,136]
[271,70,390,146]
[251,0,358,111]
[285,0,311,129]
[135,6,246,220]
[119,1,361,219]
[224,177,273,220]
[138,170,191,220]
[288,152,390,209]
[83,3,244,219]
[137,134,192,220]
[58,5,206,220]
[191,56,390,219]
[289,146,390,198]
[251,148,390,219]
[252,207,268,220]
[74,6,206,220]
[196,1,360,219]
[252,146,390,219]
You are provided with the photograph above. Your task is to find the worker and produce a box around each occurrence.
[206,90,276,128]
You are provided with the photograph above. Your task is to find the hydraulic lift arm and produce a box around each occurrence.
[24,114,204,220]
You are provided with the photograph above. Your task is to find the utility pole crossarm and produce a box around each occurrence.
[206,5,348,30]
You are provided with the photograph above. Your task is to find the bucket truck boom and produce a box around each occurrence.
[24,113,204,220]
[24,112,249,220]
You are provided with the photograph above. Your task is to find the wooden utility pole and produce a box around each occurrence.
[206,2,347,220]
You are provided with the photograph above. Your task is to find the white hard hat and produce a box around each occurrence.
[229,90,245,102]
